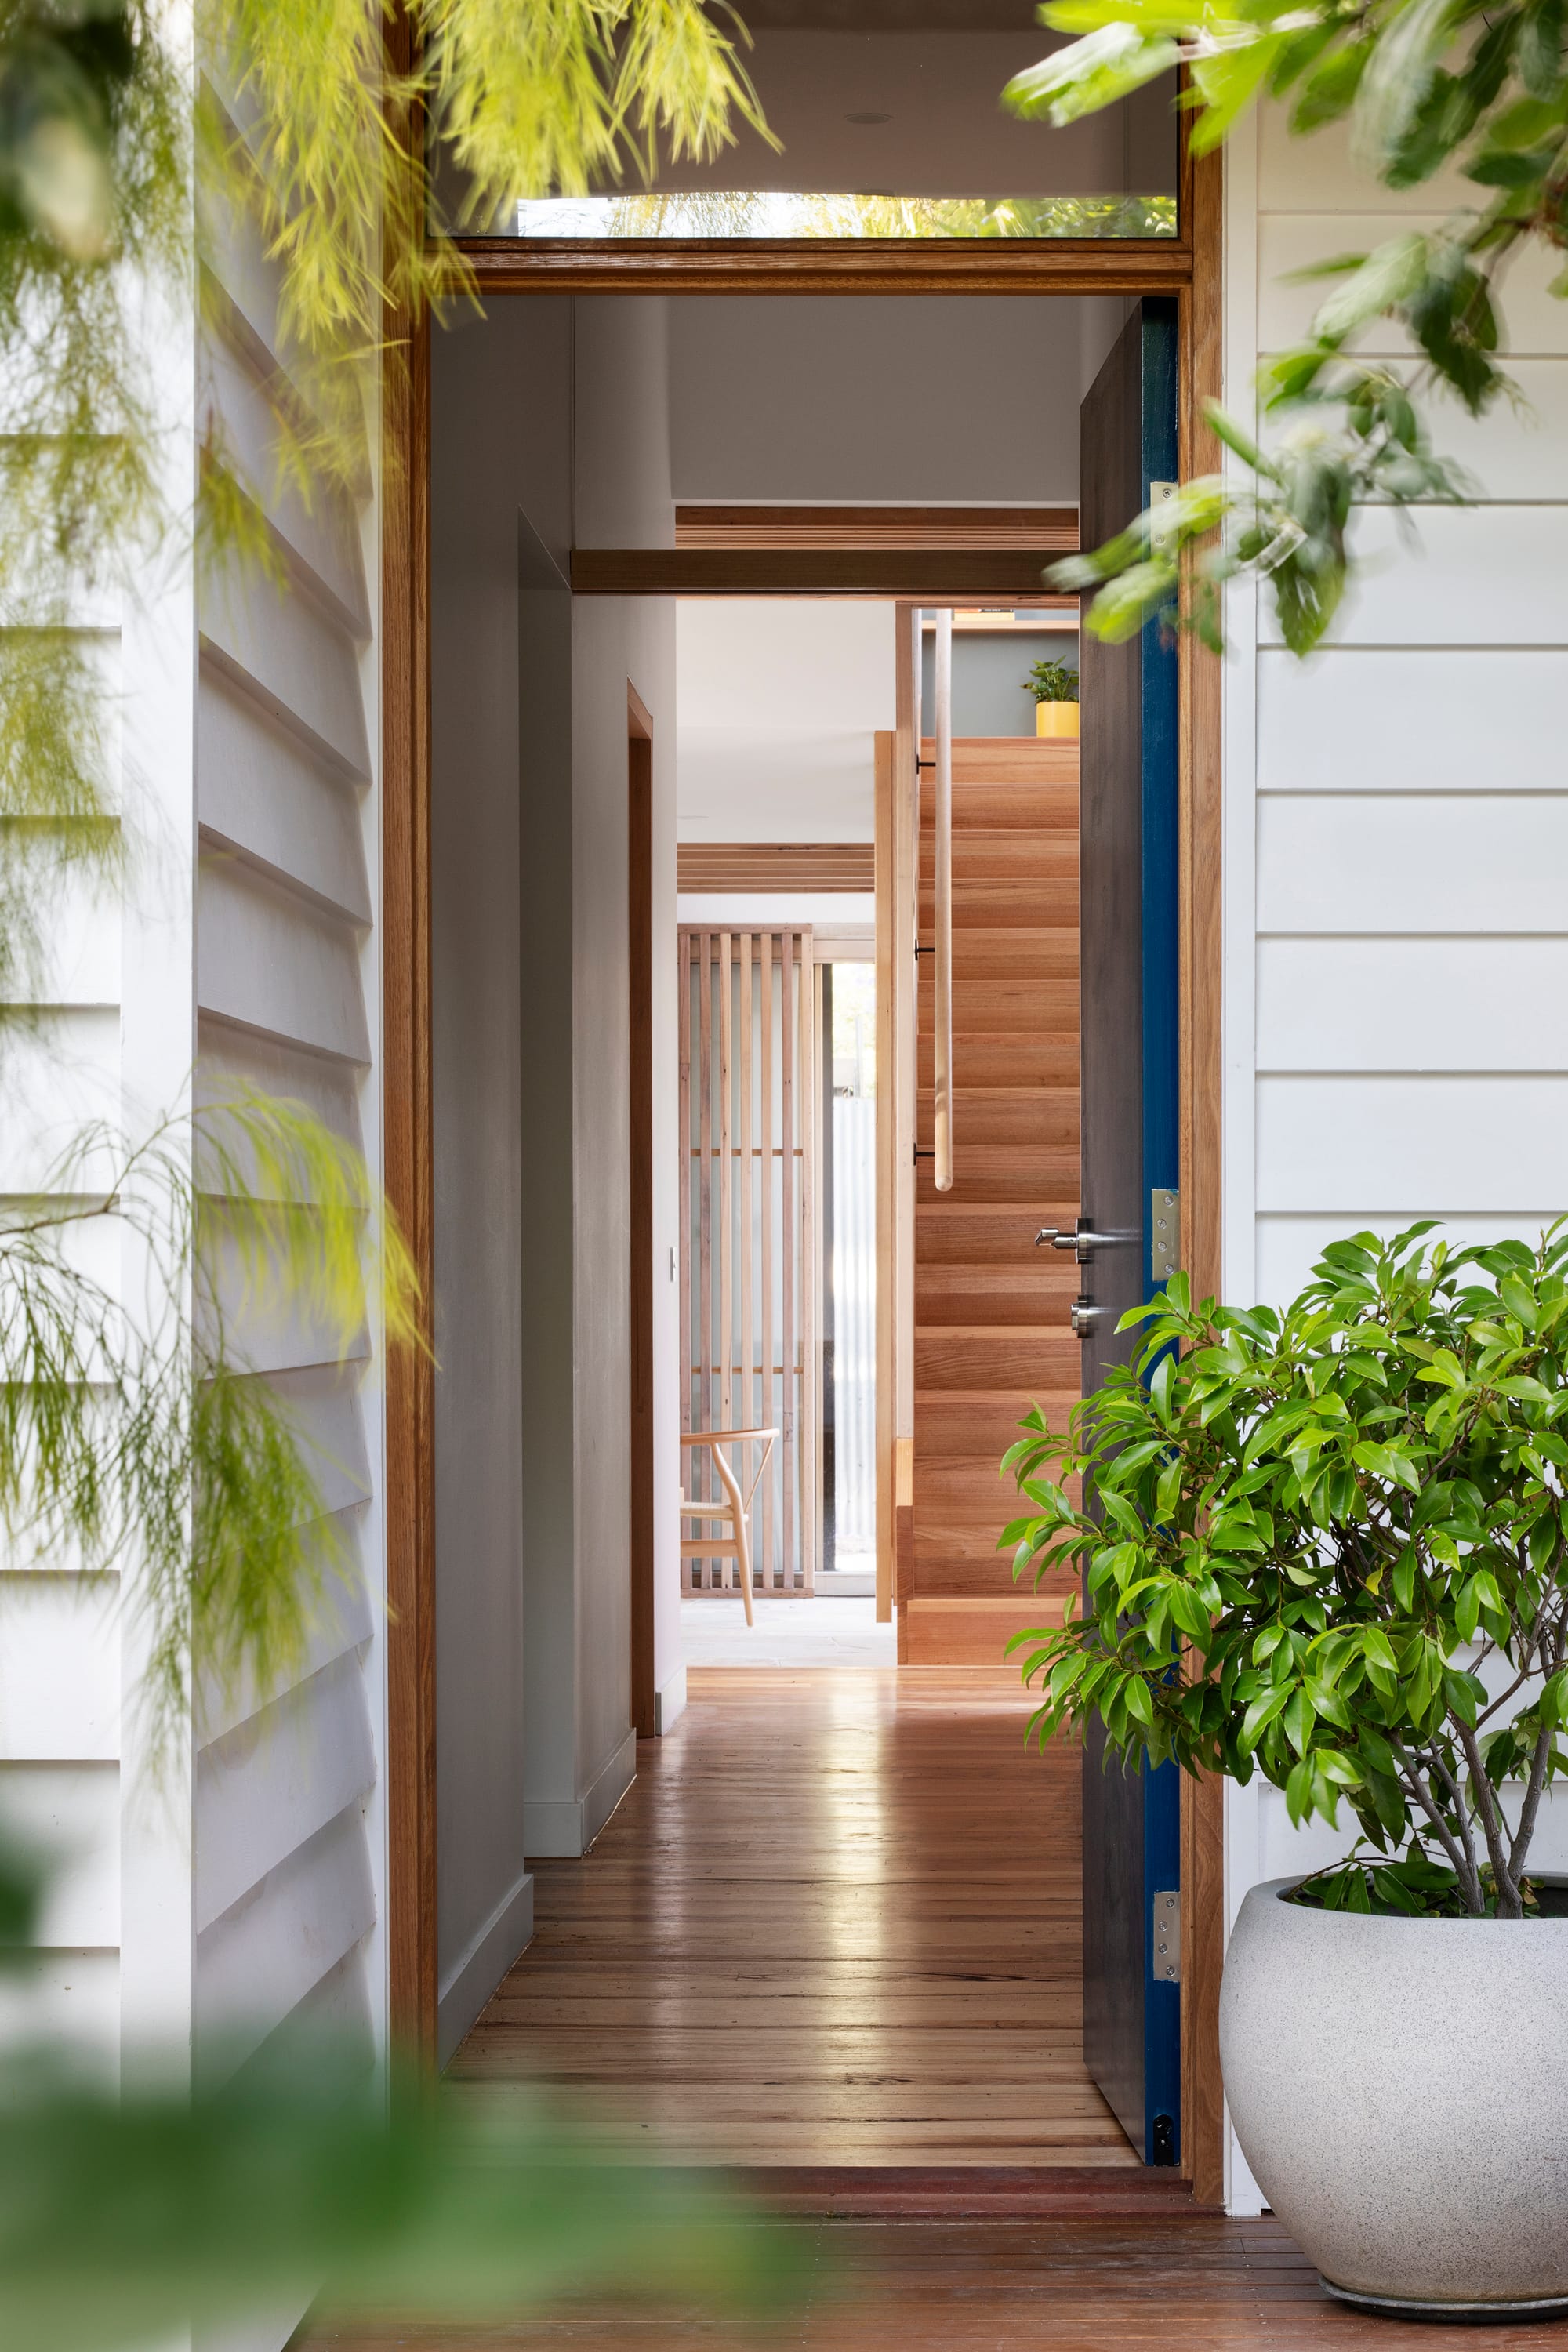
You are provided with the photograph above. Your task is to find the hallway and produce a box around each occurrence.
[452,1666,1132,2169]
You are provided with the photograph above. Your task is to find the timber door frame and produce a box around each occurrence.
[630,686,657,1737]
[383,140,1225,2201]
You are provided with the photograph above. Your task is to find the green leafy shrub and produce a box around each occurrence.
[1025,655,1080,702]
[1003,1225,1568,1919]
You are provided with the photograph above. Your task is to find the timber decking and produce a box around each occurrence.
[451,1665,1132,2169]
[907,738,1081,1665]
[305,2216,1555,2350]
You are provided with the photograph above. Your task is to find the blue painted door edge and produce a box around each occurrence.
[1140,296,1181,2169]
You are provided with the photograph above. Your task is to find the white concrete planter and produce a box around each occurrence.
[1221,1878,1568,2317]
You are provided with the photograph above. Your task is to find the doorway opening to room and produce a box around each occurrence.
[411,250,1224,2196]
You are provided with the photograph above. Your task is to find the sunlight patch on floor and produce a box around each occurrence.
[680,1592,896,1667]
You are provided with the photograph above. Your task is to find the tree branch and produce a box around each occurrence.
[1392,1740,1475,1906]
[1457,1721,1520,1917]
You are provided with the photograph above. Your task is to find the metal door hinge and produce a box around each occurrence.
[1150,1188,1180,1283]
[1153,1889,1181,1983]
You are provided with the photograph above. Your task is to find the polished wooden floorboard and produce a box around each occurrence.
[452,1666,1134,2169]
[306,2216,1561,2351]
[302,1675,1543,2351]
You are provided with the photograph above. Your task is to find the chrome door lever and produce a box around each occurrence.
[1035,1225,1122,1264]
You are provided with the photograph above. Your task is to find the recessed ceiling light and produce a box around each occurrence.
[845,110,893,124]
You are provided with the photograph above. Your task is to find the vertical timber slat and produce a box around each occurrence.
[718,930,734,1584]
[873,731,896,1632]
[800,938,818,1592]
[698,929,713,1570]
[739,933,755,1515]
[678,931,692,1591]
[780,927,797,1590]
[760,934,775,1588]
[1178,125,1227,2211]
[382,191,435,2053]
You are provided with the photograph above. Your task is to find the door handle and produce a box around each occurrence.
[1036,1225,1124,1264]
[1070,1298,1107,1337]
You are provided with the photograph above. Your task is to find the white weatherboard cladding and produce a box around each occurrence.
[1220,106,1568,2212]
[192,83,387,2120]
[0,74,387,2283]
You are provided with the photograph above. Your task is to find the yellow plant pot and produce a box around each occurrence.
[1035,702,1080,739]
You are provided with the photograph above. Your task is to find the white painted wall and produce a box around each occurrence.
[430,298,575,2062]
[1221,106,1568,2210]
[677,600,895,843]
[629,31,1173,203]
[429,296,682,1884]
[572,299,684,1780]
[669,295,1127,505]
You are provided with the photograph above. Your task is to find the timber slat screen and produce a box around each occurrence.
[681,927,818,1594]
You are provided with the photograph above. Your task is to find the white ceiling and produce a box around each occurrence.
[676,600,896,843]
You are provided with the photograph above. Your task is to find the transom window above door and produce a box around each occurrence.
[495,0,1178,243]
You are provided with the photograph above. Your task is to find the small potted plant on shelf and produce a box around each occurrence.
[1002,1223,1568,2320]
[1025,655,1080,739]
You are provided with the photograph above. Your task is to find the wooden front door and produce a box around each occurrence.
[1077,298,1183,2167]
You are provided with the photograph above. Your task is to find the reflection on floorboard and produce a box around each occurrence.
[452,1664,1131,2169]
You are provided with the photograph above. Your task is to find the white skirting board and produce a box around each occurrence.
[436,1865,535,2068]
[655,1664,687,1734]
[522,1729,637,1860]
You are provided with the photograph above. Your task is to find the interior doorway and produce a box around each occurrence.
[412,264,1226,2198]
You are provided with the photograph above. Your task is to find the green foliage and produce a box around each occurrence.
[1,1087,424,1753]
[1051,384,1465,655]
[2,1,776,978]
[1008,0,1568,654]
[0,2,766,1751]
[1002,1226,1568,1918]
[0,1786,804,2349]
[0,1847,802,2349]
[422,0,774,222]
[569,189,1178,236]
[1025,656,1080,702]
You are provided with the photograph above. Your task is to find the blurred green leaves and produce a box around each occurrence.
[0,2032,802,2351]
[1,1087,426,1762]
[1007,0,1568,653]
[0,1825,804,2349]
[1002,1225,1568,1918]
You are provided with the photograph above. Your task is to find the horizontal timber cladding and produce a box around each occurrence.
[680,927,818,1595]
[673,506,1080,553]
[677,842,874,894]
[906,738,1080,1666]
